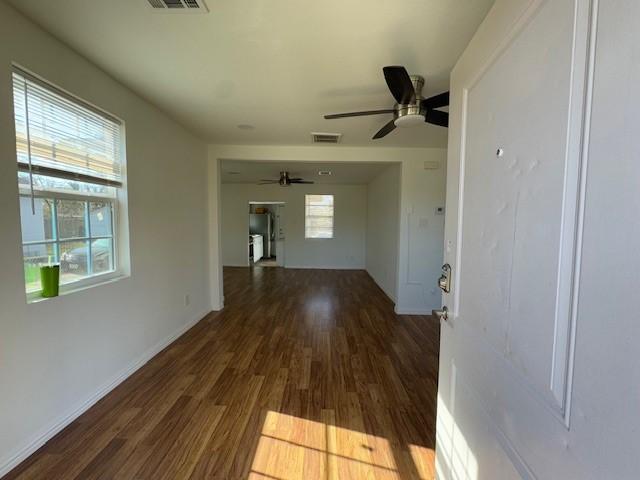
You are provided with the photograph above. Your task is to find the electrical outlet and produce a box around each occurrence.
[184,294,191,307]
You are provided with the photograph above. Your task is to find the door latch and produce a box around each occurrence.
[433,306,448,322]
[438,263,452,293]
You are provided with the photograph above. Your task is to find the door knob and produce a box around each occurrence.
[433,306,448,322]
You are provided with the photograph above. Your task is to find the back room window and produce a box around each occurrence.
[12,68,126,296]
[305,194,334,239]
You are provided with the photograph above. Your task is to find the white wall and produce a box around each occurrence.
[569,0,640,476]
[210,145,447,314]
[222,183,367,269]
[0,4,210,475]
[366,164,401,302]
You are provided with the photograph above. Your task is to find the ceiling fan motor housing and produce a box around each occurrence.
[394,75,426,127]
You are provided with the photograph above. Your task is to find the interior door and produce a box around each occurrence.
[435,0,596,478]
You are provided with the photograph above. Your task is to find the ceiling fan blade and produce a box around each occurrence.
[324,109,394,119]
[425,109,449,127]
[373,119,397,139]
[421,91,450,109]
[383,66,415,105]
[290,179,314,184]
[258,180,279,184]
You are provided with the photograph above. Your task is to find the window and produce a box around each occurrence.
[12,68,125,296]
[305,194,334,239]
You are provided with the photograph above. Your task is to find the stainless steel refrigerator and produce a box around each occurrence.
[249,213,274,258]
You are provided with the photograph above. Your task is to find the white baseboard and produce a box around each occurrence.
[394,306,434,315]
[211,299,224,311]
[284,264,365,270]
[223,264,365,271]
[0,309,210,478]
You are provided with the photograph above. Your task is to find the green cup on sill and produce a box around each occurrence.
[40,264,60,298]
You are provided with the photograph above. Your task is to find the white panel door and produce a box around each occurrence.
[436,0,596,478]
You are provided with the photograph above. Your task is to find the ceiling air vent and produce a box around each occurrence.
[311,132,342,144]
[146,0,209,13]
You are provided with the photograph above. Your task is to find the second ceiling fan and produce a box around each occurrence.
[259,171,314,186]
[324,66,449,139]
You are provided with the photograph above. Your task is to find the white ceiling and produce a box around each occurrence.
[6,0,494,147]
[221,160,393,185]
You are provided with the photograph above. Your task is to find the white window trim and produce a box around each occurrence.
[26,271,127,304]
[12,65,129,302]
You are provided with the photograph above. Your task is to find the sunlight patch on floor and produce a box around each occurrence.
[249,410,437,479]
[409,444,437,479]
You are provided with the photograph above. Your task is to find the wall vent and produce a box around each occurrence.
[423,160,440,170]
[311,132,342,144]
[146,0,209,13]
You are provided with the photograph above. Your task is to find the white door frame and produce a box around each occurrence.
[247,201,286,265]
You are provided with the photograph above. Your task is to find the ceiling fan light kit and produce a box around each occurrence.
[394,108,426,127]
[324,65,450,139]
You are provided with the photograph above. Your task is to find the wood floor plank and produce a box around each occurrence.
[4,267,440,480]
[153,402,226,480]
[17,407,140,480]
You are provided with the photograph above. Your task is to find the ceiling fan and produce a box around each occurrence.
[324,66,449,139]
[259,171,315,186]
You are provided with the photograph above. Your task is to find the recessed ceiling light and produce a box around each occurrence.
[237,124,255,130]
[318,170,332,176]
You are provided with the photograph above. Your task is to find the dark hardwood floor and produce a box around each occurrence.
[5,267,440,480]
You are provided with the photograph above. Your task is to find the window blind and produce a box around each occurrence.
[305,194,334,239]
[12,69,123,188]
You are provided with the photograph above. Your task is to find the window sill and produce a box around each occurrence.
[26,271,129,304]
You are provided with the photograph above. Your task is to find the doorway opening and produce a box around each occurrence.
[249,202,285,267]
